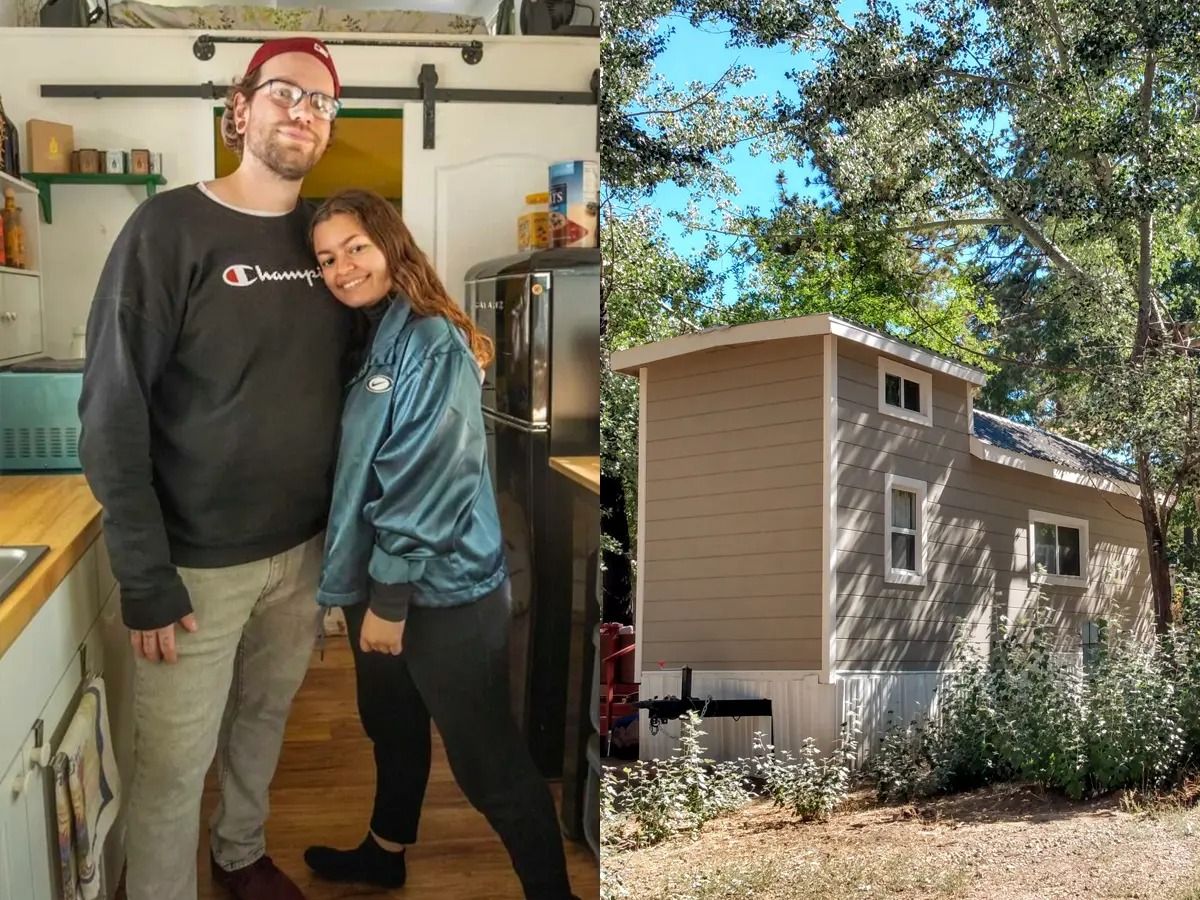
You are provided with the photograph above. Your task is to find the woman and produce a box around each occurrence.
[306,189,576,900]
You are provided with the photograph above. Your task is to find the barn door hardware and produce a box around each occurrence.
[419,64,438,149]
[41,68,598,151]
[192,33,485,66]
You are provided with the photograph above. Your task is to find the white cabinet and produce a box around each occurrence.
[0,736,37,900]
[400,102,598,303]
[0,537,129,900]
[0,271,44,361]
[0,169,45,365]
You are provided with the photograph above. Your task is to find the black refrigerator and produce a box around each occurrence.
[465,247,600,778]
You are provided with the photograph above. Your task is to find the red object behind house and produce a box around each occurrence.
[599,622,638,755]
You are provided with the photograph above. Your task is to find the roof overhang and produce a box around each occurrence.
[610,313,987,386]
[969,436,1141,499]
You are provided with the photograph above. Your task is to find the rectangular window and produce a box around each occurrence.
[1028,511,1089,585]
[878,358,933,426]
[885,474,927,586]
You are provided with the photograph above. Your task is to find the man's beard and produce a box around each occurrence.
[246,121,324,181]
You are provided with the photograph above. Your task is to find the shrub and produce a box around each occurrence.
[867,608,1199,802]
[601,711,751,851]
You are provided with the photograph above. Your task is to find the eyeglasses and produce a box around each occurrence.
[252,78,341,122]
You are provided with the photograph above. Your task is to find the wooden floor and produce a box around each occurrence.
[187,641,598,899]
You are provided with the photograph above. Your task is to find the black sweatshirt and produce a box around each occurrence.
[78,185,353,631]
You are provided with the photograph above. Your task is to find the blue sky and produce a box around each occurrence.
[647,20,811,272]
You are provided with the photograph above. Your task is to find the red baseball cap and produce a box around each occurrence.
[245,37,341,98]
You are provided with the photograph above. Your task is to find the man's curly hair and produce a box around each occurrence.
[220,66,262,157]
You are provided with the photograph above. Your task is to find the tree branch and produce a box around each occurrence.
[897,217,1009,233]
[627,65,739,118]
[1041,0,1071,72]
[1134,49,1160,359]
[927,113,1101,293]
[934,69,1049,99]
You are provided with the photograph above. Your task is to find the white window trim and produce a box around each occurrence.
[878,357,933,427]
[1028,510,1089,587]
[884,474,927,587]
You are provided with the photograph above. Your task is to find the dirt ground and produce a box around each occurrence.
[604,783,1200,899]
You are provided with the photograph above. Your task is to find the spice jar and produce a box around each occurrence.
[517,192,551,252]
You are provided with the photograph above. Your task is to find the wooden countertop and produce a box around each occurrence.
[0,475,102,659]
[549,456,600,495]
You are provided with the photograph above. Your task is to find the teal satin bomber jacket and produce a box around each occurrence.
[315,296,508,620]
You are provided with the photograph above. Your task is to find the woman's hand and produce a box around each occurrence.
[360,608,405,655]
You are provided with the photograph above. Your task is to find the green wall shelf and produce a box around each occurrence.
[20,173,167,224]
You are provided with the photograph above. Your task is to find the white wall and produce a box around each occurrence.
[0,27,597,356]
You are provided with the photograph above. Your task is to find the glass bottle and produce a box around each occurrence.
[0,95,18,177]
[3,188,25,269]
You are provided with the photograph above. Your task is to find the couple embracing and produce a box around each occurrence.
[78,37,577,900]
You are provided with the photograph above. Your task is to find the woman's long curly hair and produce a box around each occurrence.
[311,189,493,367]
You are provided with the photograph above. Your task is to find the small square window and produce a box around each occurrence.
[1028,512,1089,585]
[878,359,933,426]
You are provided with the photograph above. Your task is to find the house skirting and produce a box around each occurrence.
[637,669,945,766]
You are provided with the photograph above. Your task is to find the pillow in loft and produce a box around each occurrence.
[100,1,487,33]
[39,0,106,27]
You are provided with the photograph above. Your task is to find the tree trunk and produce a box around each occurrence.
[598,287,636,624]
[1137,450,1173,632]
[600,463,635,624]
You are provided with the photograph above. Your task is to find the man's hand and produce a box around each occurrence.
[360,608,405,655]
[130,614,198,664]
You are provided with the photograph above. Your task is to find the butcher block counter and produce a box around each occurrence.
[0,474,103,658]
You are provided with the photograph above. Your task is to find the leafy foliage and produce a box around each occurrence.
[868,610,1200,802]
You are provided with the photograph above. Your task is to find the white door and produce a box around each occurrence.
[400,102,597,306]
[0,271,44,361]
[0,743,36,900]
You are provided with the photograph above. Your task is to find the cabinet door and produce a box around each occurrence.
[399,102,597,304]
[23,754,56,900]
[0,741,36,900]
[0,271,44,361]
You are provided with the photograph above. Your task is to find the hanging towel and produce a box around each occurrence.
[52,675,122,900]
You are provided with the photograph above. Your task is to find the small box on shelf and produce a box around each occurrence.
[71,149,100,174]
[25,120,74,174]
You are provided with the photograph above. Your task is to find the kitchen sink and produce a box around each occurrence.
[0,546,49,604]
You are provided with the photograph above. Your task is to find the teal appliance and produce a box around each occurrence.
[0,358,84,472]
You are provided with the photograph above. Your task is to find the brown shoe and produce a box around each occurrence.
[210,853,306,900]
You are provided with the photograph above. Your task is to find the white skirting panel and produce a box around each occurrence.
[632,669,948,767]
[637,669,837,762]
[837,670,944,768]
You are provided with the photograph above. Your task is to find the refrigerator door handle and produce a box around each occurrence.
[483,408,551,433]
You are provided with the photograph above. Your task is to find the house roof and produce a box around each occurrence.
[610,313,988,386]
[971,409,1140,493]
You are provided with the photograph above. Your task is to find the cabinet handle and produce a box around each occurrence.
[9,770,25,799]
[30,744,51,769]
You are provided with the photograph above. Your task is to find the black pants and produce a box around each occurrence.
[342,584,572,900]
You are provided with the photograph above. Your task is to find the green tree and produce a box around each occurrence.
[600,0,805,620]
[600,1,1001,620]
[731,0,1200,629]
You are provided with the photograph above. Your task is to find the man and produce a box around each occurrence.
[79,38,350,900]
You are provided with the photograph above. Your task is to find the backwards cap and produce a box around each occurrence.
[245,37,340,98]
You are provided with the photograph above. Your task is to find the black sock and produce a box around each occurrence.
[303,833,407,887]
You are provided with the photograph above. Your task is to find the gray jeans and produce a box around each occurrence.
[124,532,324,900]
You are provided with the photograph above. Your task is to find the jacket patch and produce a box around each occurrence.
[366,375,394,393]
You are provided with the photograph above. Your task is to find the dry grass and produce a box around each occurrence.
[604,784,1200,899]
